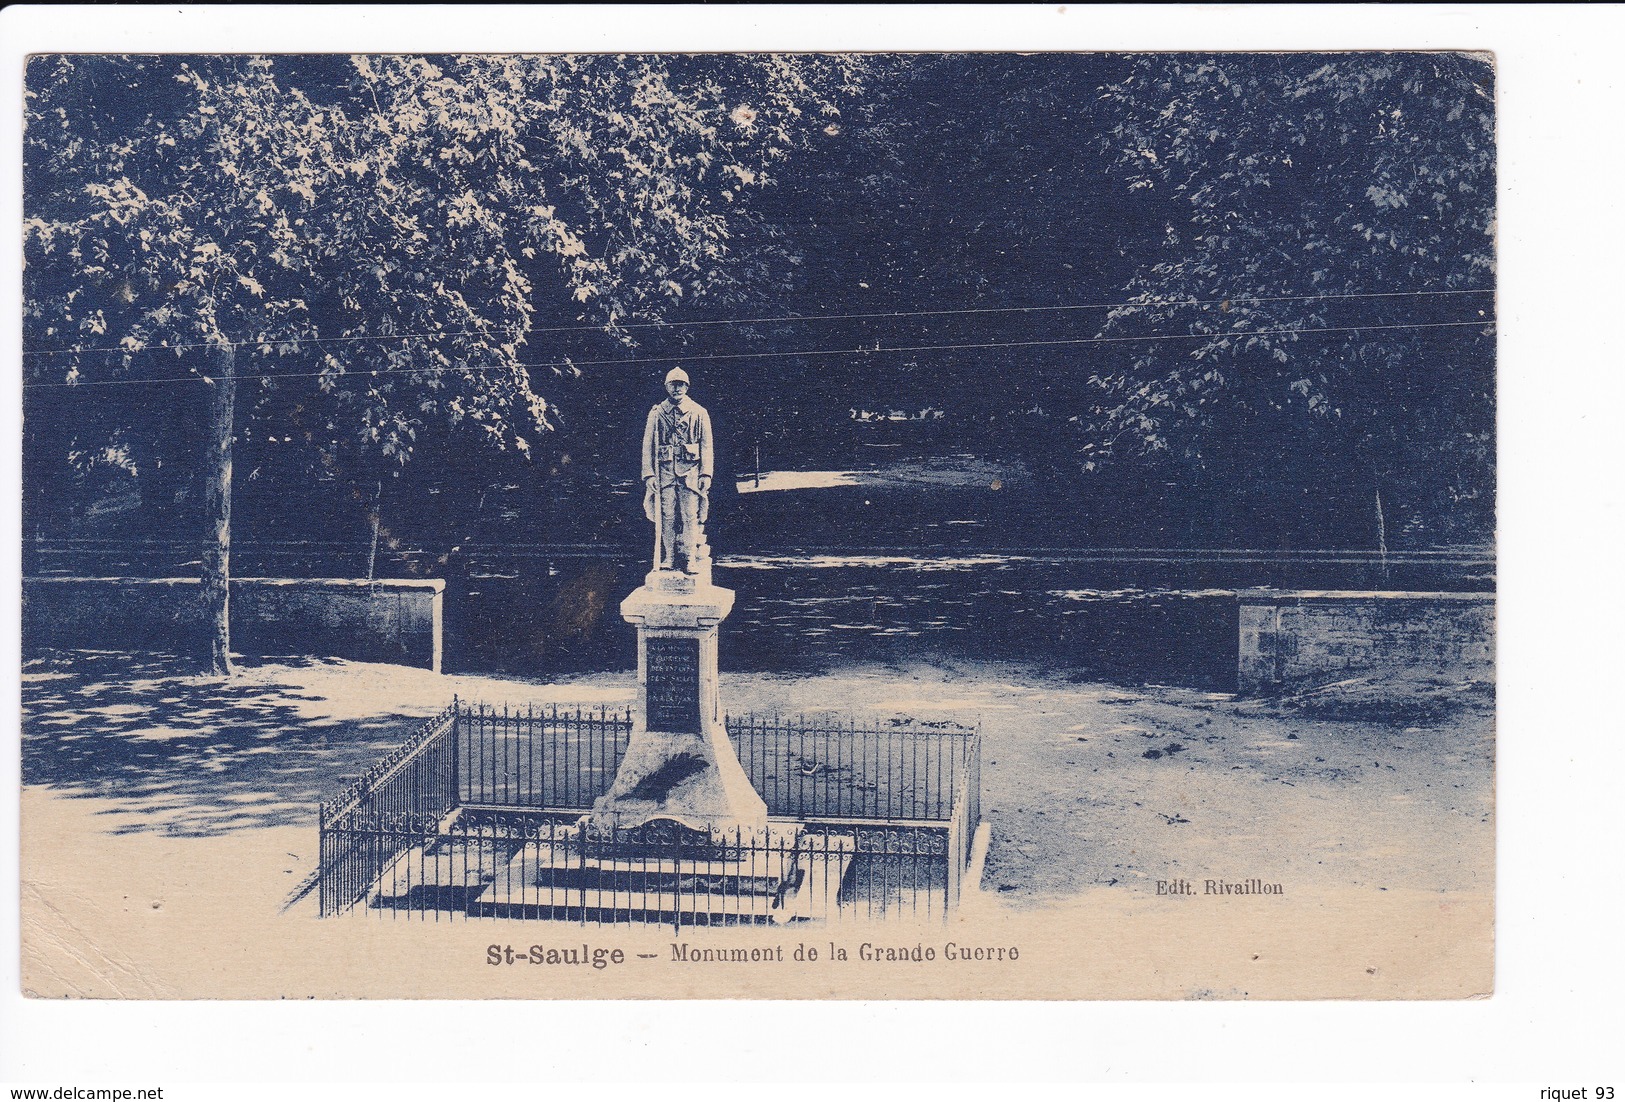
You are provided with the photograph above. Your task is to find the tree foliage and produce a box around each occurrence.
[25,53,868,462]
[23,52,870,669]
[1079,53,1496,540]
[22,52,1496,575]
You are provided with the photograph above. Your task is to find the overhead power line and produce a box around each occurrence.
[19,286,1495,359]
[22,317,1496,390]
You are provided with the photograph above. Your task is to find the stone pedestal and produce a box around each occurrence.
[586,566,768,837]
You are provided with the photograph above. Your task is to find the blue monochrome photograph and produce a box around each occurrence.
[19,51,1494,999]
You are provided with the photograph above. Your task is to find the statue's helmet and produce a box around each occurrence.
[665,367,690,385]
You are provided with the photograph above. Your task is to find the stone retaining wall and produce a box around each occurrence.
[1237,589,1494,694]
[23,576,444,671]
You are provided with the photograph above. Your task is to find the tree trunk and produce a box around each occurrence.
[1374,482,1390,586]
[366,479,382,581]
[201,346,236,676]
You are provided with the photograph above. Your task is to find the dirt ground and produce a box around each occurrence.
[18,648,1495,999]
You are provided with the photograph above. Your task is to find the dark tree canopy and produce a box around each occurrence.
[23,51,1496,600]
[24,53,871,461]
[1076,54,1495,543]
[23,52,873,671]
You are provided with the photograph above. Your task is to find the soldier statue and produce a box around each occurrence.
[641,367,713,574]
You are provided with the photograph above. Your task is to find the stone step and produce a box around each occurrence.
[533,865,792,894]
[778,835,857,921]
[368,835,516,907]
[579,846,802,875]
[474,831,860,924]
[476,882,792,924]
[474,901,774,926]
[366,828,861,923]
[485,838,797,901]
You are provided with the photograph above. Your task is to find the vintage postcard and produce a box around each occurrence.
[17,48,1495,1001]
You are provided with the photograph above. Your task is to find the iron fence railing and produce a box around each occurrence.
[317,702,459,916]
[457,702,631,810]
[944,729,982,907]
[452,703,977,823]
[729,714,975,822]
[318,700,982,923]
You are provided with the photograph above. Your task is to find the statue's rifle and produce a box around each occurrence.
[650,469,664,570]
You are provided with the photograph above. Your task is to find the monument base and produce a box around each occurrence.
[585,569,768,838]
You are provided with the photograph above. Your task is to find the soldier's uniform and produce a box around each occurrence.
[642,389,713,572]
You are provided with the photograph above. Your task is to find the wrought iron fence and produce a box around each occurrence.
[458,702,631,810]
[318,700,982,923]
[317,702,459,916]
[452,703,976,823]
[729,713,974,822]
[945,728,982,906]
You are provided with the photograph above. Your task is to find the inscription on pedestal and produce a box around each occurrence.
[645,636,701,733]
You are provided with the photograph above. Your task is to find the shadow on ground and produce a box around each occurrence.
[22,649,424,837]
